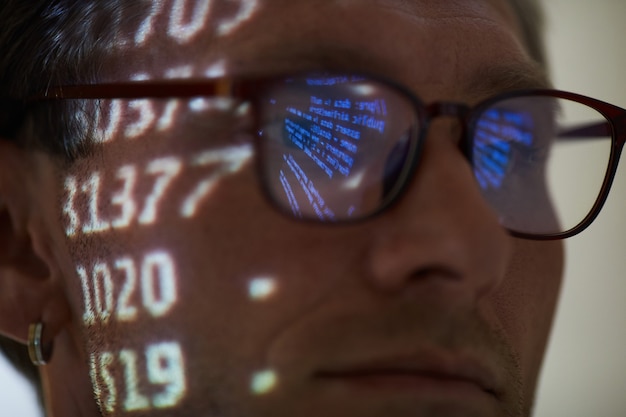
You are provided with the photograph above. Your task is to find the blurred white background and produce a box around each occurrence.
[1,1,625,416]
[0,354,40,416]
[534,1,626,416]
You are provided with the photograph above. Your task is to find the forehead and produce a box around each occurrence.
[94,0,530,86]
[63,0,548,107]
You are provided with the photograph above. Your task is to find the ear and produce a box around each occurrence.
[0,139,71,349]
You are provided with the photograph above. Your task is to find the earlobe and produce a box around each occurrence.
[0,201,71,350]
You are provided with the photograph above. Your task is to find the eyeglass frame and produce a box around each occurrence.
[0,72,624,240]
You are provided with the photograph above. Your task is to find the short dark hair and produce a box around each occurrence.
[0,0,145,159]
[0,0,548,405]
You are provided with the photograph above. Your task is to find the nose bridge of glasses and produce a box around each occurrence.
[425,101,470,124]
[422,101,471,150]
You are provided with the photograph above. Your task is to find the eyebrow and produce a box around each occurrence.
[25,36,552,103]
[228,37,553,99]
[463,61,552,101]
[227,41,396,79]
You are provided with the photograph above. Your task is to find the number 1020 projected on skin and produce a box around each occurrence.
[78,251,178,325]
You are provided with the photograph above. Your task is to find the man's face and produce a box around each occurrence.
[40,0,563,416]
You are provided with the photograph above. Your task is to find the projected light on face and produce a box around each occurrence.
[90,341,187,413]
[167,0,213,43]
[60,3,420,415]
[67,102,255,414]
[56,1,268,415]
[63,71,421,414]
[66,87,259,412]
[250,370,279,396]
[101,0,260,50]
[248,277,278,301]
[67,92,255,405]
[203,59,227,78]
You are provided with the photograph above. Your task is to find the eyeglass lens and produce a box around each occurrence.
[472,95,612,236]
[258,75,421,222]
[256,75,614,237]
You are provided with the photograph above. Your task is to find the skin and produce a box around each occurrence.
[0,0,563,416]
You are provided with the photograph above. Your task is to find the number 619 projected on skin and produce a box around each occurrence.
[91,341,187,413]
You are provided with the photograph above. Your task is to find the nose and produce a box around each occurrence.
[365,118,512,303]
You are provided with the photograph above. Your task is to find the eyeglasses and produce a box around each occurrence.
[5,72,626,240]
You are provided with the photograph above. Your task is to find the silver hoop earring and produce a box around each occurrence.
[28,323,53,366]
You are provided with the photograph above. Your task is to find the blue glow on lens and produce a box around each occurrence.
[265,75,394,220]
[474,106,535,190]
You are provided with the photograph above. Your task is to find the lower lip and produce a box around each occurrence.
[315,373,493,398]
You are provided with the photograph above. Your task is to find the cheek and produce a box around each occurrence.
[489,239,564,391]
[58,126,356,412]
[55,112,277,411]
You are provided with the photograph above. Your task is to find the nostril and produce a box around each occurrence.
[410,266,462,282]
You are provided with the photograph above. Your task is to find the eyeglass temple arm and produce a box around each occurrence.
[0,98,26,138]
[558,121,611,139]
[558,112,626,140]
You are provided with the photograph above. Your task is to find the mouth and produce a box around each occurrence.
[313,352,500,400]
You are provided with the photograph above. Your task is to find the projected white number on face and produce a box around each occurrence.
[90,341,186,413]
[63,145,252,238]
[61,0,263,413]
[78,251,178,325]
[102,0,259,50]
